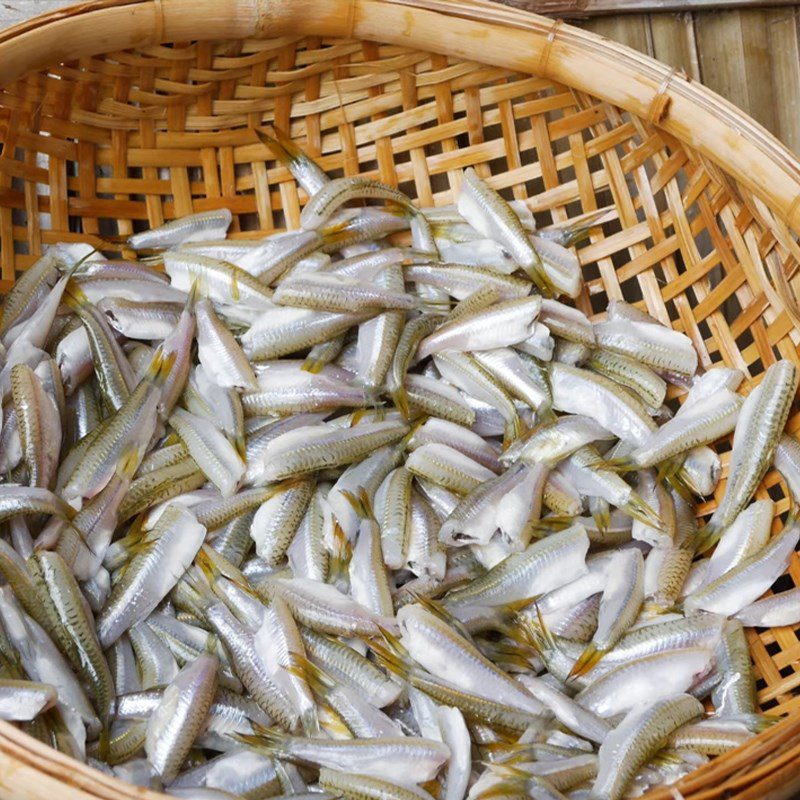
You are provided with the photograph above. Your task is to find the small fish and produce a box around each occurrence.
[574,647,713,718]
[685,517,800,616]
[195,298,257,391]
[457,168,549,291]
[590,694,703,800]
[569,548,644,678]
[698,361,799,551]
[239,727,450,784]
[128,209,233,250]
[443,525,589,608]
[417,297,542,358]
[96,505,206,648]
[145,653,218,783]
[736,588,800,628]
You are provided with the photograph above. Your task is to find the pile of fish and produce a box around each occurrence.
[0,126,798,800]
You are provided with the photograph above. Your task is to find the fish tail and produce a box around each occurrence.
[624,491,664,530]
[339,488,376,521]
[591,504,611,535]
[327,520,353,583]
[233,723,289,757]
[144,346,172,386]
[367,637,413,681]
[255,125,305,167]
[502,413,524,451]
[566,642,606,680]
[411,594,475,642]
[318,217,353,247]
[518,602,555,655]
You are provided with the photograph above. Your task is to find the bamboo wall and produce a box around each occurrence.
[579,8,800,153]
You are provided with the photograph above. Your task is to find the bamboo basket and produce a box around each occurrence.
[1,0,800,798]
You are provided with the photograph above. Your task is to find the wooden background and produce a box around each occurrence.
[2,1,800,154]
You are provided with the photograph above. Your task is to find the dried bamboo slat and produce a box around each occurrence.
[0,0,799,798]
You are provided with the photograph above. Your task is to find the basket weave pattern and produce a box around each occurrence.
[1,1,800,798]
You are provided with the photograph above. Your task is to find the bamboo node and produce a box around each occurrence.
[537,18,563,75]
[647,67,685,125]
[254,0,277,38]
[151,0,164,45]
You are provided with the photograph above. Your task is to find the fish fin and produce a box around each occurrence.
[185,277,203,309]
[449,286,501,321]
[479,743,539,767]
[502,412,524,451]
[318,217,354,247]
[204,632,220,656]
[398,415,427,451]
[286,652,334,696]
[566,642,606,680]
[115,443,141,480]
[667,469,696,504]
[412,594,473,641]
[655,458,680,486]
[519,251,556,299]
[181,565,216,610]
[161,431,182,447]
[785,485,799,523]
[530,515,574,535]
[113,536,156,582]
[418,299,453,314]
[391,386,411,419]
[519,602,556,656]
[733,713,780,733]
[642,601,680,616]
[650,750,685,768]
[376,623,410,658]
[96,722,110,763]
[196,545,256,597]
[592,505,610,534]
[471,776,527,799]
[596,456,636,473]
[317,704,352,740]
[301,355,326,374]
[550,206,615,247]
[489,600,540,642]
[62,279,90,310]
[233,432,247,462]
[693,522,721,555]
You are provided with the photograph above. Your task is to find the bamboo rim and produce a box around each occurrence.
[0,0,799,228]
[2,0,800,319]
[0,1,798,799]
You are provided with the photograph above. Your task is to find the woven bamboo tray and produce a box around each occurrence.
[1,0,800,798]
